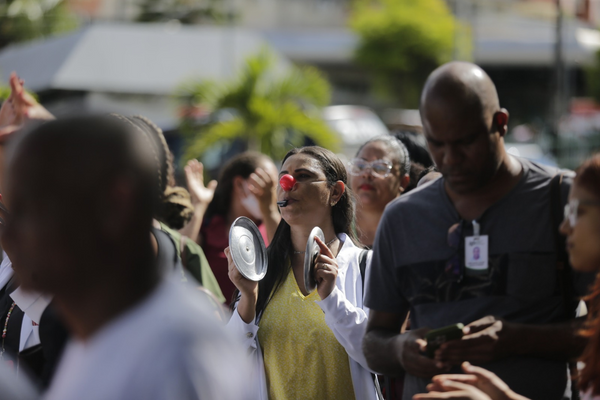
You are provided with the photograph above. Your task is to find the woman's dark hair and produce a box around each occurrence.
[205,151,272,221]
[405,162,427,193]
[109,114,194,229]
[242,146,360,317]
[575,154,600,395]
[392,130,433,168]
[356,136,411,176]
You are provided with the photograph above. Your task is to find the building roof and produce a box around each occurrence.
[0,22,290,94]
[263,14,600,67]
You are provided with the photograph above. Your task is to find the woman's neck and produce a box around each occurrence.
[290,219,338,254]
[356,206,383,247]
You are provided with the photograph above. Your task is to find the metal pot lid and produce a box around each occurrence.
[304,226,324,294]
[228,216,268,281]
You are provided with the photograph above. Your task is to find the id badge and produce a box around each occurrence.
[465,220,488,275]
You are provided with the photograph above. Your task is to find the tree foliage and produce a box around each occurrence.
[0,84,9,101]
[350,0,458,108]
[136,0,228,24]
[586,49,600,103]
[0,0,79,49]
[176,50,338,161]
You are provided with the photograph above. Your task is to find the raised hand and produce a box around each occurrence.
[184,159,217,210]
[225,246,258,323]
[247,167,277,215]
[0,72,54,141]
[313,236,339,300]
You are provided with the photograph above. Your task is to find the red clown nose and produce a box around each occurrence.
[279,174,296,191]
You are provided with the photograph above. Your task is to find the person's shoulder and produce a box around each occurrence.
[518,157,574,187]
[520,157,572,178]
[337,234,365,258]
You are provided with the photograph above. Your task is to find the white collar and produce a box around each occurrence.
[0,252,14,290]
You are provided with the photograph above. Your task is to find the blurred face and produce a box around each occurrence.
[277,153,341,227]
[423,105,503,194]
[559,183,600,273]
[2,158,77,293]
[350,141,402,212]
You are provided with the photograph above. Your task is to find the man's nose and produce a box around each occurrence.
[443,146,462,167]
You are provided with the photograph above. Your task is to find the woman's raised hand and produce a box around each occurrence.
[0,72,54,141]
[225,246,258,296]
[184,159,217,210]
[225,246,258,323]
[314,236,339,300]
[247,167,276,214]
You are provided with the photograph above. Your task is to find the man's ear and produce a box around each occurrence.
[494,109,510,137]
[331,181,345,206]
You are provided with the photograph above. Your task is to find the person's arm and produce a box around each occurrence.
[363,309,450,379]
[435,315,588,367]
[179,160,217,243]
[224,247,257,324]
[247,167,280,243]
[312,238,371,369]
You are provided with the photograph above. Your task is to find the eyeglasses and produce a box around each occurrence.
[563,199,600,227]
[445,221,464,282]
[348,159,393,178]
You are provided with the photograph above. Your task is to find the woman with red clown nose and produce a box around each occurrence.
[226,146,378,400]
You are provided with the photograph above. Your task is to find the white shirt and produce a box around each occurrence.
[44,278,253,400]
[1,253,49,352]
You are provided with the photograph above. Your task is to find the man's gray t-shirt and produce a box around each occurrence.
[365,158,592,400]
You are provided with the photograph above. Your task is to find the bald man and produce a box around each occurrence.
[1,116,251,400]
[362,62,592,400]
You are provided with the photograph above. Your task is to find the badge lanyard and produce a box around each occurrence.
[465,220,489,275]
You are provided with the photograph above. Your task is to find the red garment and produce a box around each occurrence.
[200,215,269,305]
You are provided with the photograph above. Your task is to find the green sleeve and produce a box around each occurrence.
[159,222,226,303]
[183,237,226,303]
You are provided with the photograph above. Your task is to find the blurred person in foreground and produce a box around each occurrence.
[181,152,280,303]
[0,73,61,387]
[227,146,377,399]
[362,61,593,400]
[350,136,410,248]
[414,154,600,400]
[1,116,251,400]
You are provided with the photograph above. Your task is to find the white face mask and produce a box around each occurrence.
[240,181,263,220]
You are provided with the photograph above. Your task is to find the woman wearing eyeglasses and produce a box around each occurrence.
[413,154,600,400]
[226,146,378,400]
[349,136,411,248]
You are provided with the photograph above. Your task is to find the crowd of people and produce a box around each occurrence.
[0,60,598,400]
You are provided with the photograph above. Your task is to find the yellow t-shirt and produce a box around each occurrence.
[258,267,356,400]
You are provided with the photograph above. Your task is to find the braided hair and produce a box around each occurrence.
[108,114,194,229]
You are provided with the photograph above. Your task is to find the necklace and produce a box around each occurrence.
[294,237,338,254]
[1,302,15,360]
